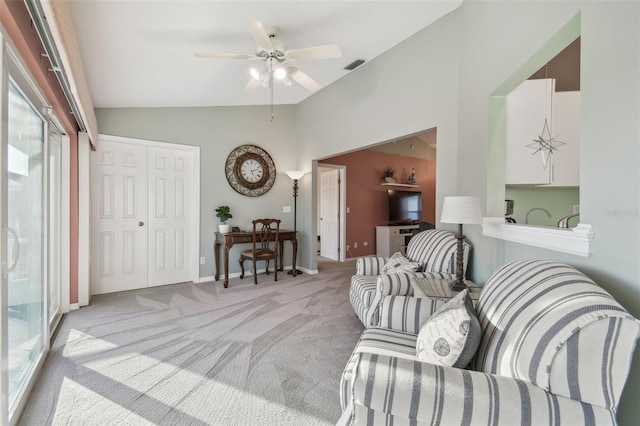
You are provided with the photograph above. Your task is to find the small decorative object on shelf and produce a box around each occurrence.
[215,205,233,233]
[407,168,416,185]
[383,166,396,183]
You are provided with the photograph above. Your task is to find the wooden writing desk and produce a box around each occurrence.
[214,230,297,288]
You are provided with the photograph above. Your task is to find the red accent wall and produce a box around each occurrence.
[323,150,435,258]
[2,0,80,303]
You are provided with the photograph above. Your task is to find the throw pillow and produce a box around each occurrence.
[415,289,481,368]
[381,252,422,274]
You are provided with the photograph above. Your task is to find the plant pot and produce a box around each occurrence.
[219,224,230,233]
[384,177,396,183]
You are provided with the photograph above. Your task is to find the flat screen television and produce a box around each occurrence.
[388,190,422,225]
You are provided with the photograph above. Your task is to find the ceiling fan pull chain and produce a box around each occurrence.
[270,76,274,121]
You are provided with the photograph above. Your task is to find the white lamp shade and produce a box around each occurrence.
[441,196,482,224]
[286,170,306,181]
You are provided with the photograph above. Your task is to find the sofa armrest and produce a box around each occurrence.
[347,353,616,425]
[364,272,419,327]
[378,295,443,334]
[355,256,388,276]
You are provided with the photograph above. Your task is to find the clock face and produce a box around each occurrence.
[225,145,276,197]
[240,158,264,183]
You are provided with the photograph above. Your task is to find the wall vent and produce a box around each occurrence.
[344,59,365,71]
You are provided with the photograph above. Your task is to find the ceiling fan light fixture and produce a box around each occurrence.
[249,67,261,80]
[260,72,272,88]
[282,75,293,86]
[274,67,287,80]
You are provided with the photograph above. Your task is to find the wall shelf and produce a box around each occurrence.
[381,183,419,188]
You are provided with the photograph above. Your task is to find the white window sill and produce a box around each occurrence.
[481,217,593,257]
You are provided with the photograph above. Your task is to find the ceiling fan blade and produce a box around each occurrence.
[286,66,322,93]
[244,78,261,91]
[195,52,251,60]
[245,19,274,51]
[286,44,342,61]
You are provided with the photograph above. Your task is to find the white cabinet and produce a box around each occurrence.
[506,78,555,185]
[376,225,419,257]
[505,79,580,187]
[548,91,580,186]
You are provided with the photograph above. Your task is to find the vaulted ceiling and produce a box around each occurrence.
[69,1,462,108]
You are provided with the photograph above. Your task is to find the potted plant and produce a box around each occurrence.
[383,167,396,183]
[215,205,233,233]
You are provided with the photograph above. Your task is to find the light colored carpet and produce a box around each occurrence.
[19,259,363,425]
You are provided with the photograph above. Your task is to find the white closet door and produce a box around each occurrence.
[147,146,193,287]
[91,140,148,294]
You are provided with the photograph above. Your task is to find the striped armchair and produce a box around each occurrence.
[349,229,470,327]
[339,260,640,425]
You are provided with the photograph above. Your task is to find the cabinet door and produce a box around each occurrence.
[548,91,580,187]
[505,79,555,185]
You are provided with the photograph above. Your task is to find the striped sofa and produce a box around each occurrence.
[350,229,470,327]
[339,259,640,425]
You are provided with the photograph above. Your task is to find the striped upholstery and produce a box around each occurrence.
[350,229,469,327]
[339,259,640,425]
[406,229,468,273]
[365,271,454,327]
[342,353,617,426]
[474,259,640,410]
[340,327,418,410]
[378,295,446,334]
[355,256,389,275]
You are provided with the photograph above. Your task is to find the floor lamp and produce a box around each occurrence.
[440,196,482,291]
[286,171,306,275]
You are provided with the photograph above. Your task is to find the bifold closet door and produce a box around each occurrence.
[91,140,194,294]
[91,140,148,294]
[146,146,193,287]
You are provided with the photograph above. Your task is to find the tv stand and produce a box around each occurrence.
[376,224,420,257]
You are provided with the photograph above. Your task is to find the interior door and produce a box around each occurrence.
[91,140,148,294]
[147,146,193,287]
[320,169,340,260]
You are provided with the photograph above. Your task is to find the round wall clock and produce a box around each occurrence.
[225,144,276,197]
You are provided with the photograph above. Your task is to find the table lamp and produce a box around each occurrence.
[440,196,482,291]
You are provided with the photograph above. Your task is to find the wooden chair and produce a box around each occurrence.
[239,218,281,284]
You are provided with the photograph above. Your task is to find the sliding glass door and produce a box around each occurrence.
[6,80,47,417]
[1,41,68,422]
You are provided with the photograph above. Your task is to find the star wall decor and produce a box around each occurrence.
[526,118,565,168]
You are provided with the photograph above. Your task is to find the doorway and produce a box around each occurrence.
[317,164,346,263]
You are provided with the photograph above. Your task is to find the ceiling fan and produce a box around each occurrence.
[195,19,342,94]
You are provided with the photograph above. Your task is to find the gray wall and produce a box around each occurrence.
[96,1,640,423]
[96,105,301,279]
[297,1,640,423]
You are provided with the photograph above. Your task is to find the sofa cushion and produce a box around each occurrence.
[381,252,422,274]
[415,289,481,368]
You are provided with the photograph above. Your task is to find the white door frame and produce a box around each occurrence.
[317,163,346,261]
[80,134,200,299]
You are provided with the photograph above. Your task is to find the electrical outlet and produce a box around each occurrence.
[283,206,292,213]
[346,245,350,251]
[354,242,358,249]
[573,204,580,215]
[346,207,350,213]
[363,241,368,246]
[200,257,205,265]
